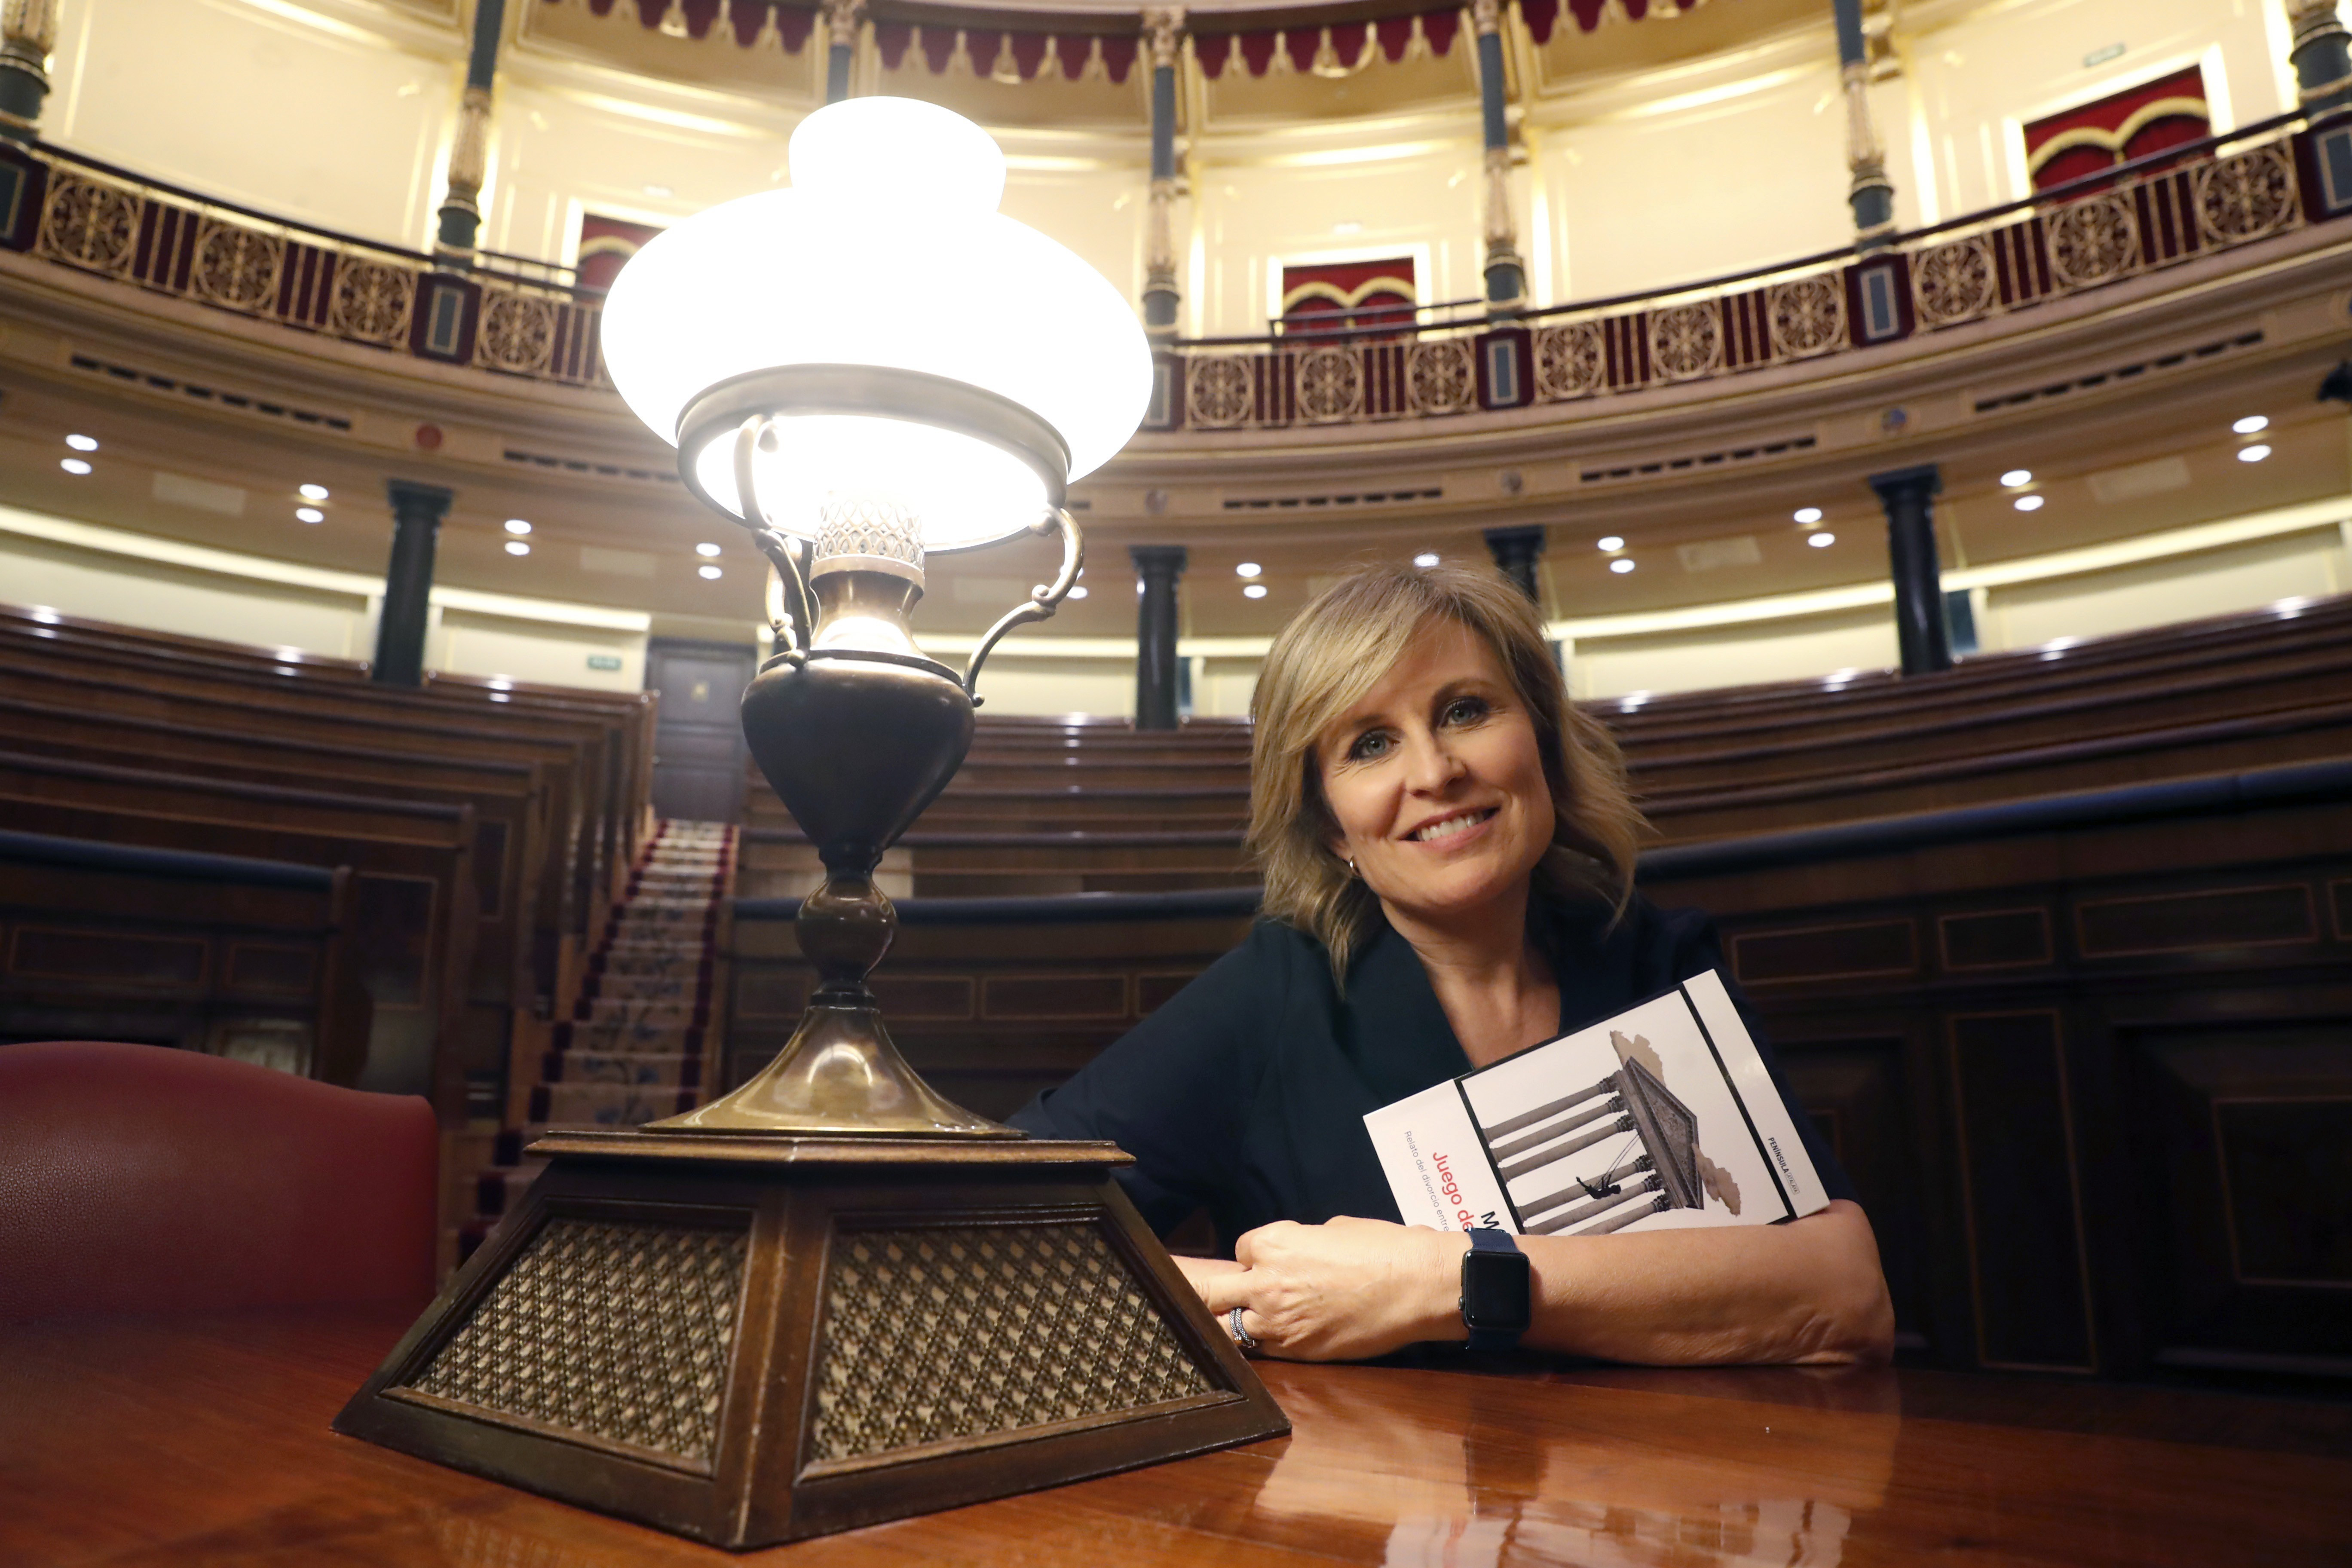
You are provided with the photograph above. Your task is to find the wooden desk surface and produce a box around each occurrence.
[4,1308,2349,1566]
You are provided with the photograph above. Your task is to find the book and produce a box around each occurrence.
[1363,969,1830,1237]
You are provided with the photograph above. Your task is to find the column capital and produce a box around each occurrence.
[1866,462,1941,505]
[1470,0,1505,39]
[387,477,456,521]
[1143,6,1186,68]
[1130,543,1188,578]
[1483,526,1545,603]
[822,0,862,49]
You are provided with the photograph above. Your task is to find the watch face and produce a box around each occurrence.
[1461,1250,1532,1332]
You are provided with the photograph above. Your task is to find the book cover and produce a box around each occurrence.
[1363,969,1829,1237]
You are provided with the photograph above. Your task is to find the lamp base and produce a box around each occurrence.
[332,1130,1286,1548]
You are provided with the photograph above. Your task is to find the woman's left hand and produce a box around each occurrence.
[1190,1216,1466,1362]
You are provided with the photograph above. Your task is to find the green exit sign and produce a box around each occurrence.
[586,654,623,671]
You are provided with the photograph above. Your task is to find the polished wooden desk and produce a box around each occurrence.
[4,1308,2349,1566]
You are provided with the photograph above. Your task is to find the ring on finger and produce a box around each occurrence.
[1228,1305,1259,1353]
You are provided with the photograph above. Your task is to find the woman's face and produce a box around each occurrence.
[1315,618,1556,927]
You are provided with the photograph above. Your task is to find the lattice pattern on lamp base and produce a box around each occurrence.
[333,1132,1286,1548]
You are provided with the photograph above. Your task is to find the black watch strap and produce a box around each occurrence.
[1459,1227,1531,1352]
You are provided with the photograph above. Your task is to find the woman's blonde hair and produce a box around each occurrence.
[1245,560,1645,980]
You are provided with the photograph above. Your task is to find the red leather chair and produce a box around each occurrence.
[0,1041,437,1322]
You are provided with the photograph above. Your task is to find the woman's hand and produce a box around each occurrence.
[1188,1216,1467,1362]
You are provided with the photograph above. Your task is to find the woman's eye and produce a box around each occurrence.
[1443,696,1490,725]
[1347,731,1392,762]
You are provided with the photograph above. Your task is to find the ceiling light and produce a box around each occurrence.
[1413,551,1439,568]
[505,540,530,556]
[505,519,532,535]
[2238,444,2272,463]
[696,541,722,557]
[299,483,329,501]
[1792,507,1822,525]
[699,564,723,579]
[295,507,324,524]
[2001,469,2033,487]
[1068,585,1088,599]
[1597,536,1625,552]
[1609,557,1635,574]
[2014,494,2045,511]
[64,434,98,452]
[2232,415,2269,435]
[59,458,91,475]
[1807,532,1835,548]
[1235,562,1261,578]
[1243,583,1268,599]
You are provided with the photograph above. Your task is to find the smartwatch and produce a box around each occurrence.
[1458,1228,1531,1352]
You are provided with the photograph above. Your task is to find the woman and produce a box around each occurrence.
[1009,561,1894,1366]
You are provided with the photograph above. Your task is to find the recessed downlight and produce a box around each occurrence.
[698,564,723,579]
[2001,469,2033,487]
[2238,444,2272,463]
[1792,507,1822,525]
[1235,562,1262,578]
[295,507,324,524]
[298,483,329,501]
[2233,415,2269,435]
[1597,536,1625,552]
[59,458,91,475]
[505,539,530,556]
[1068,585,1089,600]
[695,541,722,557]
[1609,558,1635,574]
[504,518,532,536]
[1243,583,1268,599]
[1413,551,1439,568]
[2014,494,2046,511]
[64,434,98,452]
[1807,532,1835,548]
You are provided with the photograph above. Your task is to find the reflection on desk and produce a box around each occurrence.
[2,1308,2347,1566]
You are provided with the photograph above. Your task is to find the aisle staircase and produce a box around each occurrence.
[459,819,736,1262]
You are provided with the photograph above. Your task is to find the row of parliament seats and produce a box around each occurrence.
[0,603,658,1131]
[737,594,2352,897]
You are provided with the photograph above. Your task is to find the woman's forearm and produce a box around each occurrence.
[1515,1199,1894,1365]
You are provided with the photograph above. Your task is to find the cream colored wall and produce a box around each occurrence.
[1981,527,2344,652]
[0,507,651,692]
[1565,605,1901,701]
[965,653,1136,717]
[47,0,456,250]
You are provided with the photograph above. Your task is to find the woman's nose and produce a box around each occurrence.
[1401,727,1464,792]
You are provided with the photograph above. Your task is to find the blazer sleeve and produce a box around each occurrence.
[1657,907,1863,1208]
[1006,926,1278,1234]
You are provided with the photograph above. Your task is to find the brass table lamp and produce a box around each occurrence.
[334,98,1285,1548]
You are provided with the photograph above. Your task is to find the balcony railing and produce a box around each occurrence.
[0,104,2340,429]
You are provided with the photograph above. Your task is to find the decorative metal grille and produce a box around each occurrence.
[1912,236,1998,327]
[808,1221,1213,1464]
[1767,274,1847,360]
[402,1215,748,1465]
[814,493,924,568]
[476,289,557,374]
[1406,339,1476,413]
[1533,321,1605,400]
[2046,191,2141,288]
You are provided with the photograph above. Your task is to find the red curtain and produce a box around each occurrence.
[1056,35,1093,80]
[1101,36,1139,84]
[1194,34,1231,77]
[576,214,665,294]
[1280,257,1417,336]
[2025,65,2209,192]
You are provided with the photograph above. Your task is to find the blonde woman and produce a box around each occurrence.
[1008,562,1893,1366]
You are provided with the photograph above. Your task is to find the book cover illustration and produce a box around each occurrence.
[1364,969,1828,1237]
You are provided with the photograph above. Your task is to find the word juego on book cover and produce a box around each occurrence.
[1364,970,1829,1237]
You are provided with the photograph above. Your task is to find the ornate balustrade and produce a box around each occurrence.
[0,106,2336,426]
[0,141,609,391]
[1161,109,2334,432]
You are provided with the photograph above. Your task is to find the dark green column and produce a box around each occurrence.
[1142,10,1183,335]
[1471,0,1525,312]
[1832,0,1895,246]
[1132,545,1187,731]
[376,481,454,687]
[1484,526,1545,603]
[824,0,857,102]
[2291,0,2352,118]
[436,0,506,254]
[0,1,56,143]
[1869,464,1951,677]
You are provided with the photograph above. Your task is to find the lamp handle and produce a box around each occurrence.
[735,414,813,656]
[962,507,1083,705]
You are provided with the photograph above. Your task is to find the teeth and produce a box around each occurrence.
[1414,812,1486,842]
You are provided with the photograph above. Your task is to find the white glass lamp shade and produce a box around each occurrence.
[600,97,1152,551]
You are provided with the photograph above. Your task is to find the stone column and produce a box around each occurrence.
[1484,526,1545,603]
[436,0,506,256]
[1131,545,1187,730]
[1142,7,1185,337]
[2290,1,2352,116]
[376,480,454,687]
[1868,464,1951,677]
[823,0,860,104]
[0,0,58,143]
[1470,0,1525,312]
[1831,0,1895,245]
